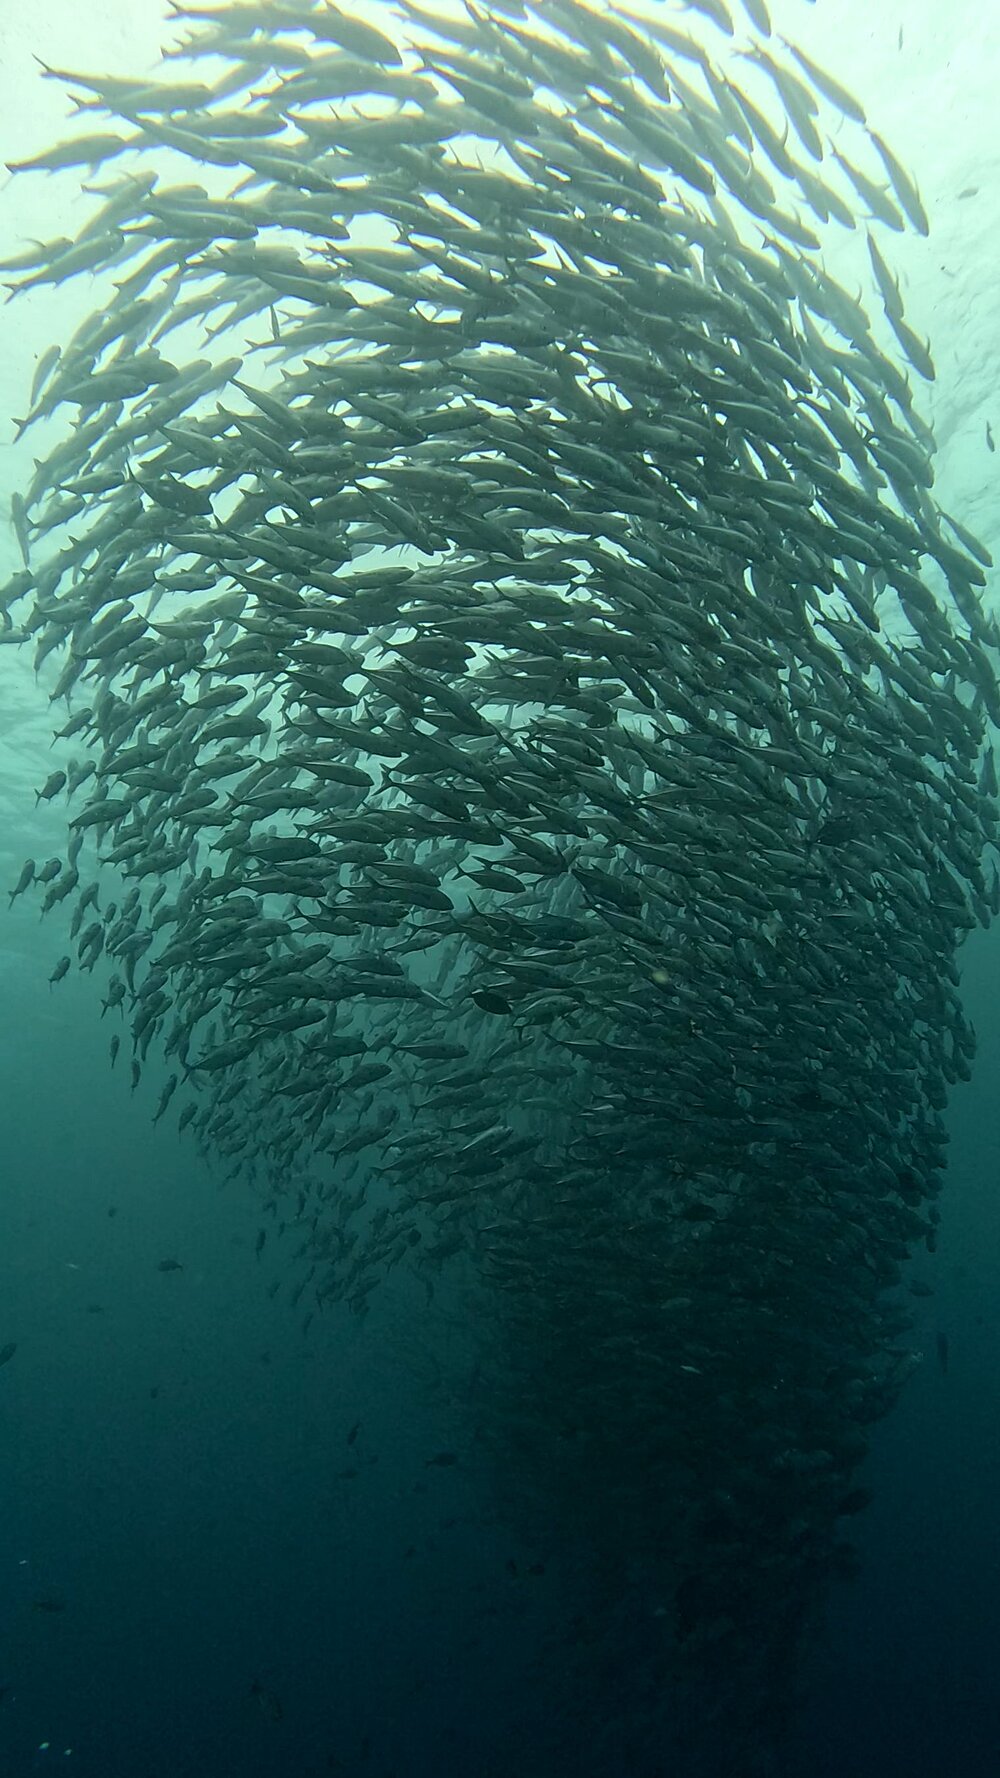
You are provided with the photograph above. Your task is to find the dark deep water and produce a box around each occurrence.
[0,920,535,1778]
[1,914,999,1775]
[786,926,1000,1778]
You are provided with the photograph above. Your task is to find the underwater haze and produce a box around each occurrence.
[0,2,999,1775]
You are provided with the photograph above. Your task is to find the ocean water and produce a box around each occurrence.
[0,3,998,1775]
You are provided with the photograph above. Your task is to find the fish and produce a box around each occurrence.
[869,128,931,235]
[152,1076,178,1123]
[11,493,31,565]
[34,771,66,807]
[0,1342,16,1368]
[249,1679,283,1724]
[8,860,35,906]
[782,39,867,123]
[3,4,992,1770]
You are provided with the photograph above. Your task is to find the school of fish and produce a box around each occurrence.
[3,0,997,1769]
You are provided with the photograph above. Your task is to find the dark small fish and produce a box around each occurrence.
[347,1419,361,1446]
[250,1679,283,1724]
[987,422,995,454]
[0,1342,16,1367]
[792,1087,824,1111]
[471,990,512,1016]
[837,1487,873,1516]
[35,771,66,807]
[936,1331,950,1374]
[8,858,34,905]
[255,1228,266,1259]
[157,1258,183,1272]
[32,1597,67,1613]
[425,1451,459,1468]
[816,817,857,847]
